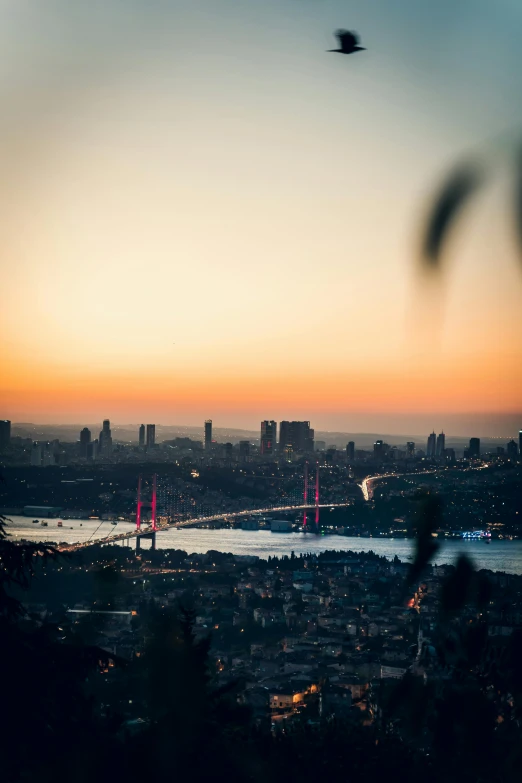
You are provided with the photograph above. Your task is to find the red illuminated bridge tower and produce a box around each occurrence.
[303,462,320,533]
[135,473,157,551]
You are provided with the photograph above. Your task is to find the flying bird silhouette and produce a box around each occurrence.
[328,30,365,55]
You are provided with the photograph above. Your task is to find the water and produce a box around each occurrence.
[4,515,522,574]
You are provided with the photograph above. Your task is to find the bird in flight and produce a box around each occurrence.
[328,30,365,55]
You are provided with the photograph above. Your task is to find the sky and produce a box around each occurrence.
[1,0,522,436]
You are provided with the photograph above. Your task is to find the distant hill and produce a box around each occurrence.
[10,423,514,452]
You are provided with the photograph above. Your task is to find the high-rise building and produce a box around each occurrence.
[406,441,415,458]
[79,427,91,458]
[346,441,355,461]
[42,442,55,467]
[469,438,480,458]
[99,419,113,456]
[225,442,233,460]
[204,420,212,451]
[506,440,518,460]
[239,440,250,458]
[0,420,11,451]
[260,421,277,455]
[87,439,98,461]
[519,431,522,460]
[279,421,314,453]
[374,440,385,459]
[436,432,445,458]
[139,424,145,447]
[30,441,43,466]
[427,432,436,458]
[146,424,156,450]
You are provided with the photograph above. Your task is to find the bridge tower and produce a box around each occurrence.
[314,463,320,530]
[303,462,308,530]
[135,474,143,551]
[150,473,157,550]
[303,462,320,532]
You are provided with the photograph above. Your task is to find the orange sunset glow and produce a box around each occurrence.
[1,1,522,434]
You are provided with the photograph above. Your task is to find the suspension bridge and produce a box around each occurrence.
[61,463,353,552]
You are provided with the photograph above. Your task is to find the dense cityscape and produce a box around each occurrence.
[2,2,522,780]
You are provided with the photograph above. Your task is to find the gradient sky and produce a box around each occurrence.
[1,0,522,435]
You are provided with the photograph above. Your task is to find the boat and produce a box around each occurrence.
[32,519,39,524]
[40,521,48,527]
[57,521,63,527]
[111,521,118,526]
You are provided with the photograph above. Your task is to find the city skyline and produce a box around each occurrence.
[1,1,522,432]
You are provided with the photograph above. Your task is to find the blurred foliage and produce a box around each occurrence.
[422,143,522,271]
[422,163,485,266]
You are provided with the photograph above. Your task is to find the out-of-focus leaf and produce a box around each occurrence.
[407,494,442,586]
[439,554,474,616]
[422,163,484,267]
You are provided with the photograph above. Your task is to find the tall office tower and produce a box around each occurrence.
[239,440,250,458]
[30,441,43,466]
[260,421,277,455]
[225,442,233,460]
[374,440,384,459]
[79,427,91,458]
[99,419,113,456]
[519,431,522,460]
[42,442,54,467]
[346,441,355,461]
[0,420,11,451]
[87,439,98,461]
[469,437,481,458]
[204,420,212,451]
[406,441,415,458]
[139,424,145,447]
[436,431,445,458]
[146,424,156,450]
[279,421,314,453]
[427,432,436,458]
[506,440,518,460]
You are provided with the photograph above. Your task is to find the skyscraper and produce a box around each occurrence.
[30,441,42,466]
[427,432,436,458]
[346,441,355,461]
[79,427,91,458]
[146,424,156,450]
[239,440,250,458]
[506,440,518,460]
[260,421,277,455]
[406,441,415,457]
[374,440,385,459]
[99,419,113,456]
[0,420,11,451]
[469,437,480,458]
[519,431,522,460]
[279,421,314,453]
[87,439,98,461]
[139,424,145,447]
[204,420,212,451]
[436,432,445,458]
